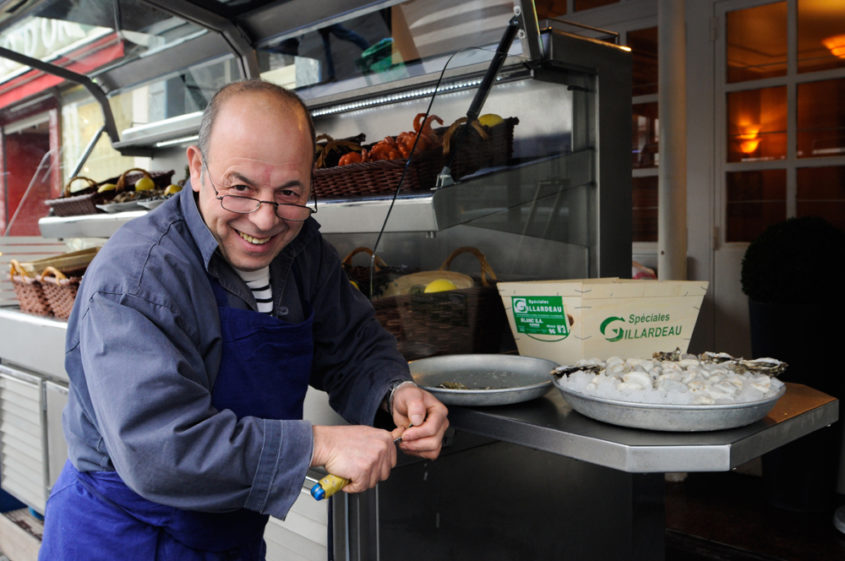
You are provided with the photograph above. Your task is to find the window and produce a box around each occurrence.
[797,166,845,230]
[726,169,786,241]
[629,26,658,242]
[721,0,845,243]
[726,86,787,162]
[797,78,845,158]
[726,2,787,83]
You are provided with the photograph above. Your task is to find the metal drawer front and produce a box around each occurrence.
[45,381,69,491]
[0,369,46,512]
[264,484,328,561]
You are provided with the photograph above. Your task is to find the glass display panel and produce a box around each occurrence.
[797,165,845,230]
[272,0,524,100]
[61,88,143,184]
[107,56,240,141]
[797,0,845,73]
[629,27,658,97]
[726,86,787,162]
[632,101,658,169]
[632,175,657,242]
[726,2,787,83]
[726,169,786,242]
[0,0,205,89]
[1,111,56,236]
[316,68,592,268]
[314,62,597,360]
[797,77,845,158]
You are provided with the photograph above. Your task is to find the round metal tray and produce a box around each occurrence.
[553,379,786,432]
[410,354,557,406]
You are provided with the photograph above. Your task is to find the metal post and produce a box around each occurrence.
[657,0,687,280]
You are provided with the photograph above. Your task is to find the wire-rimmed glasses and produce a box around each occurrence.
[202,158,317,222]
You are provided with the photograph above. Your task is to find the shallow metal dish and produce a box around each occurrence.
[96,201,143,213]
[553,379,786,432]
[410,354,557,406]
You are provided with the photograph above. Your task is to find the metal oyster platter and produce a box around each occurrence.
[410,354,557,406]
[553,380,786,432]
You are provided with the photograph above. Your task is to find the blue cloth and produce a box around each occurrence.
[51,183,411,520]
[40,274,318,560]
[207,277,313,420]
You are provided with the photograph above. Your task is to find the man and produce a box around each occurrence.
[39,80,449,560]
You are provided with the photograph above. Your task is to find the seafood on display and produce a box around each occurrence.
[552,350,787,406]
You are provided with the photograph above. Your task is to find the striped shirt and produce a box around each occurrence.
[234,266,273,314]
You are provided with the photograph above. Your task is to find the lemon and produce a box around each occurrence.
[424,279,457,293]
[478,113,504,127]
[97,183,117,193]
[164,183,182,196]
[134,176,155,191]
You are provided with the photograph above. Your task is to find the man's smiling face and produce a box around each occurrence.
[188,91,313,271]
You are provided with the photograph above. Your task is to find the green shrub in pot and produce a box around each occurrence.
[741,216,845,513]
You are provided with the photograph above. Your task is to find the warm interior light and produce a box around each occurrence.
[738,126,761,154]
[740,138,761,154]
[823,34,845,59]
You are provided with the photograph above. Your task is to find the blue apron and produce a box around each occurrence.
[40,277,314,561]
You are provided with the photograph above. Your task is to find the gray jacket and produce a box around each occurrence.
[62,183,410,519]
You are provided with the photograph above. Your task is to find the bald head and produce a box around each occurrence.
[198,80,315,161]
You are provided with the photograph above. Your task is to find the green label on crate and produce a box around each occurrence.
[511,296,570,337]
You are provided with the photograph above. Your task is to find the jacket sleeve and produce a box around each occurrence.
[69,290,312,519]
[306,240,412,426]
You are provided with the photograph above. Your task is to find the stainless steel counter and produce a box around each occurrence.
[445,382,839,473]
[349,384,839,561]
[0,307,68,380]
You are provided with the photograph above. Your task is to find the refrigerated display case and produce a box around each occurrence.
[0,1,634,559]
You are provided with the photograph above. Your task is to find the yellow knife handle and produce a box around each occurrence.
[311,474,349,501]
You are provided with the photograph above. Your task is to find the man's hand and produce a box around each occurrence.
[390,384,449,460]
[311,425,401,494]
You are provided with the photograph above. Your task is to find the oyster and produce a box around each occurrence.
[652,348,683,362]
[736,357,789,376]
[551,361,603,379]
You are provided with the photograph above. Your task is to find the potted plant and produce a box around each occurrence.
[741,216,845,513]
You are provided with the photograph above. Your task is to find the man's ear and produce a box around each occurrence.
[186,145,203,192]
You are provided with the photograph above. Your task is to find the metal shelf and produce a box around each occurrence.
[38,152,593,238]
[39,210,147,239]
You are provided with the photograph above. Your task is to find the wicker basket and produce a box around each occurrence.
[107,168,175,191]
[315,133,366,169]
[45,169,175,216]
[39,266,81,320]
[371,247,509,360]
[313,150,444,198]
[442,117,519,179]
[342,247,415,298]
[44,176,116,217]
[312,117,517,198]
[9,260,51,316]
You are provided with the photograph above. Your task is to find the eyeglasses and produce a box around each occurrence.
[202,158,317,222]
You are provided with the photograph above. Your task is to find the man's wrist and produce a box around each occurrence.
[382,380,417,413]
